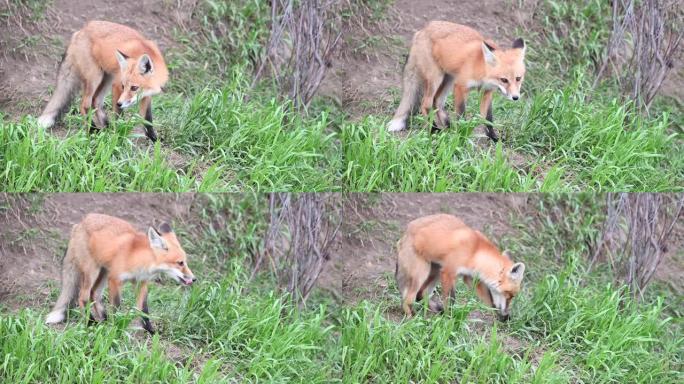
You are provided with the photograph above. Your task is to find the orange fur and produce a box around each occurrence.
[38,21,168,141]
[395,214,525,321]
[45,213,195,334]
[388,21,527,141]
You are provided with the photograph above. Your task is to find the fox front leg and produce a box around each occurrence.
[480,90,498,141]
[136,281,155,334]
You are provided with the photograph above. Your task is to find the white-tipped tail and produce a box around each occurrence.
[387,119,406,132]
[37,115,55,129]
[45,310,66,324]
[388,54,421,133]
[45,255,80,325]
[38,55,79,129]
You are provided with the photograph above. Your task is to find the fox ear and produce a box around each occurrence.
[148,227,167,250]
[138,54,154,75]
[512,38,526,56]
[482,42,497,66]
[115,50,129,71]
[158,222,173,234]
[509,262,525,282]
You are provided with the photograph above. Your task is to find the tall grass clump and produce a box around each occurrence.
[163,79,341,191]
[0,310,222,383]
[340,117,538,192]
[515,264,682,383]
[0,115,204,192]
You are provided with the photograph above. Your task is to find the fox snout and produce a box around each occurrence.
[180,273,197,286]
[117,98,135,110]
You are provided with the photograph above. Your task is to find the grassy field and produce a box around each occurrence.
[0,194,682,383]
[0,0,682,192]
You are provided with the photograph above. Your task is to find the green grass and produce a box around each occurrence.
[1,0,681,192]
[1,194,682,383]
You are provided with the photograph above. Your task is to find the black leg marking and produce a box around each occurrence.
[485,104,499,142]
[88,119,100,135]
[487,287,495,308]
[88,311,98,326]
[143,103,158,142]
[141,296,155,334]
[457,101,466,119]
[112,294,121,309]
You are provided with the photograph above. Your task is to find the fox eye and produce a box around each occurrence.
[500,78,509,83]
[177,261,184,266]
[515,76,521,82]
[130,85,139,92]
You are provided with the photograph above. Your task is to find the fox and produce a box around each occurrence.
[395,214,525,321]
[387,21,527,141]
[37,20,169,142]
[45,213,196,334]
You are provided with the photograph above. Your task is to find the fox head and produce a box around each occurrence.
[115,50,166,109]
[485,252,525,322]
[481,38,526,101]
[147,223,196,286]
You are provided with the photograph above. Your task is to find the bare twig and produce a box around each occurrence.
[593,0,682,112]
[592,193,683,299]
[259,193,342,304]
[252,0,342,112]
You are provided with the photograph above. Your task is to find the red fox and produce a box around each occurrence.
[45,213,195,334]
[37,21,169,142]
[395,214,525,321]
[388,21,526,141]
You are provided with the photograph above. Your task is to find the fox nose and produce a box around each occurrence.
[498,314,511,322]
[192,277,197,283]
[116,102,123,108]
[512,96,519,101]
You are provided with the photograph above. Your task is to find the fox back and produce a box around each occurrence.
[80,21,169,108]
[427,22,526,100]
[79,213,194,284]
[397,214,525,319]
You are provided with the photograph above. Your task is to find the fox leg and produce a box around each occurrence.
[92,74,112,128]
[108,277,122,309]
[111,82,123,116]
[138,96,157,142]
[439,268,457,314]
[136,281,154,334]
[79,70,104,131]
[463,275,494,307]
[433,74,454,128]
[399,260,431,317]
[89,268,108,321]
[480,90,497,141]
[420,69,445,117]
[416,263,443,312]
[454,84,467,119]
[77,261,101,321]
